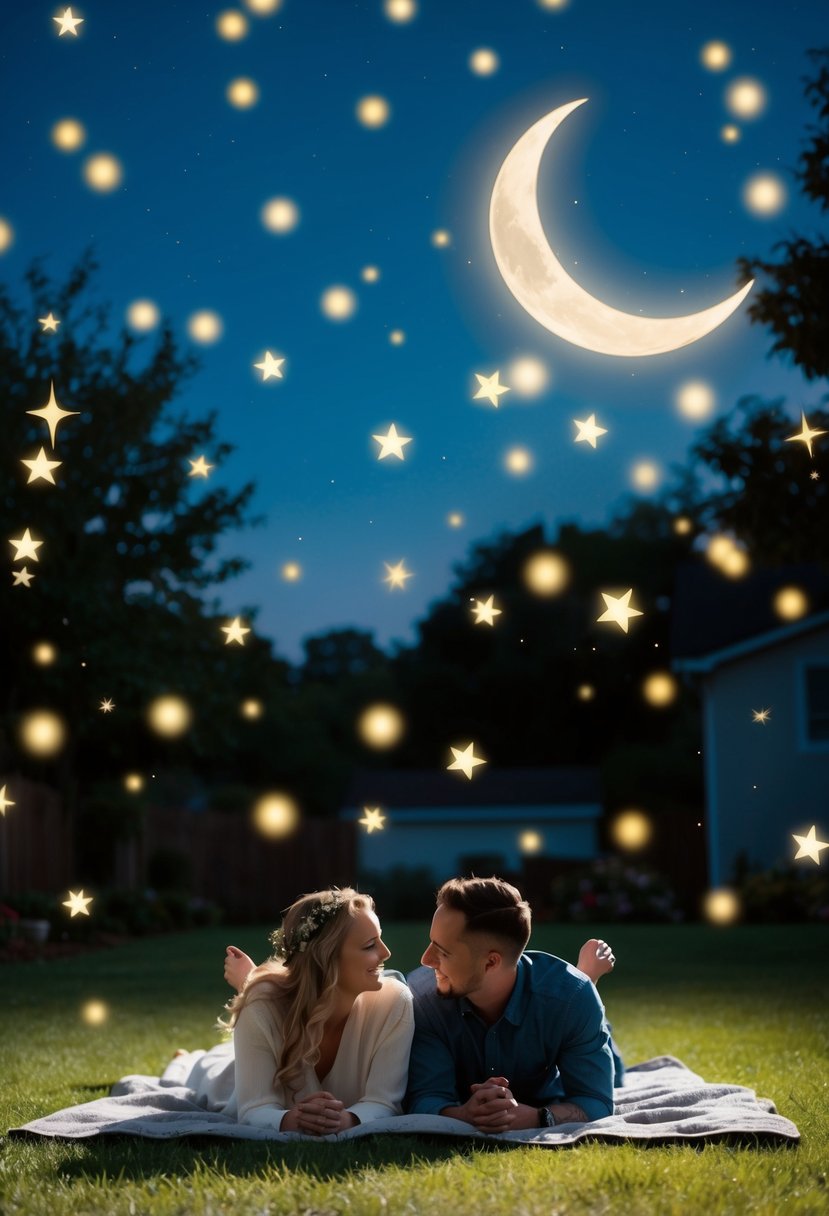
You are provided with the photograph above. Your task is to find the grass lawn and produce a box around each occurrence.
[1,921,827,1215]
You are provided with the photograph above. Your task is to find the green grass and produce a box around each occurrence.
[1,923,827,1215]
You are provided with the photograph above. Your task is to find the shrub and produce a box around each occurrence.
[548,857,684,923]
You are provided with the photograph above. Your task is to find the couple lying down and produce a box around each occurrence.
[167,876,623,1137]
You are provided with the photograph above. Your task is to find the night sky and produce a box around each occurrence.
[1,0,824,661]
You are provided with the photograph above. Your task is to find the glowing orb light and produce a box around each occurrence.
[721,124,741,143]
[227,77,260,108]
[774,585,809,621]
[389,329,406,345]
[447,512,464,528]
[240,699,264,720]
[743,172,787,217]
[147,695,192,739]
[431,229,451,247]
[80,1000,109,1027]
[470,48,499,76]
[83,153,123,192]
[538,0,569,7]
[508,356,549,398]
[523,551,570,597]
[357,703,406,750]
[252,792,299,839]
[643,672,679,707]
[31,642,58,666]
[700,40,732,70]
[673,516,693,536]
[505,446,533,475]
[356,96,390,128]
[187,310,223,344]
[725,77,767,119]
[261,196,299,234]
[243,0,281,11]
[631,461,661,491]
[216,9,249,39]
[703,887,741,925]
[124,773,145,793]
[576,684,595,702]
[384,0,417,20]
[519,830,543,854]
[676,380,715,421]
[706,534,750,578]
[0,219,13,254]
[361,265,380,282]
[321,285,357,320]
[611,809,652,852]
[126,299,160,332]
[19,709,67,758]
[51,118,86,151]
[281,561,302,581]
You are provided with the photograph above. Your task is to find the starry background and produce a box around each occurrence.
[0,0,824,661]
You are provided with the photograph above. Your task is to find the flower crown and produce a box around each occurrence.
[269,892,346,964]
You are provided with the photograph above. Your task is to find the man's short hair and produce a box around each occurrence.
[436,876,531,962]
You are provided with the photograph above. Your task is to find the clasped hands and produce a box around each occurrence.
[451,1076,540,1133]
[281,1091,359,1136]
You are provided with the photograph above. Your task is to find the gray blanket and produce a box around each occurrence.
[10,1057,799,1145]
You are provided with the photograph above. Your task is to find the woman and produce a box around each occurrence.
[165,887,413,1135]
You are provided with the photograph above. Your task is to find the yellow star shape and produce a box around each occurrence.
[597,589,643,633]
[752,708,771,724]
[27,381,79,448]
[21,447,62,485]
[63,889,93,917]
[222,616,250,645]
[358,807,387,833]
[12,566,36,587]
[100,698,115,713]
[473,371,510,408]
[254,351,285,381]
[372,423,413,461]
[384,560,414,589]
[38,312,60,332]
[54,7,84,35]
[785,411,826,458]
[471,595,502,626]
[792,825,828,865]
[0,785,16,817]
[10,528,44,563]
[188,455,214,478]
[573,414,608,449]
[448,742,487,780]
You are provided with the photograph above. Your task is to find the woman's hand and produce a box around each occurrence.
[287,1091,358,1135]
[224,946,256,991]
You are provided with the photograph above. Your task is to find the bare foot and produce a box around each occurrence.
[224,945,256,991]
[577,938,616,984]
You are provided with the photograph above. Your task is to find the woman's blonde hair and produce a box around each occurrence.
[221,887,374,1097]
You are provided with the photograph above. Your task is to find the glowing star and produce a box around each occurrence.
[752,708,771,724]
[573,414,608,449]
[38,312,60,332]
[62,889,93,917]
[372,424,412,461]
[448,742,487,780]
[0,786,15,816]
[597,589,643,633]
[254,351,285,381]
[21,448,62,485]
[222,617,250,645]
[792,825,828,865]
[188,455,214,478]
[54,7,84,35]
[473,371,510,407]
[12,567,35,587]
[359,807,387,834]
[27,381,79,448]
[471,595,502,626]
[383,560,413,589]
[99,698,115,713]
[9,528,44,563]
[785,412,826,459]
[811,471,820,481]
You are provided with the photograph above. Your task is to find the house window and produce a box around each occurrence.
[805,665,829,742]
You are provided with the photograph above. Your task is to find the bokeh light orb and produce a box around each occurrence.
[631,461,661,491]
[124,773,145,793]
[240,698,264,720]
[356,95,390,128]
[243,0,281,11]
[721,547,750,578]
[357,703,406,750]
[519,830,543,854]
[703,887,741,925]
[187,310,224,344]
[281,561,302,581]
[538,0,569,8]
[721,124,741,144]
[32,642,58,667]
[126,299,160,332]
[725,77,767,119]
[523,551,570,597]
[384,0,417,21]
[774,585,809,621]
[0,218,13,254]
[227,77,260,108]
[643,672,679,707]
[83,153,123,192]
[361,265,380,283]
[261,196,300,234]
[51,118,86,152]
[447,512,464,528]
[676,380,715,421]
[252,792,299,839]
[80,999,109,1027]
[19,709,67,758]
[673,516,693,536]
[147,694,192,739]
[389,329,406,345]
[320,285,357,321]
[700,40,732,71]
[216,9,249,39]
[508,356,549,398]
[469,48,499,76]
[611,809,652,852]
[505,446,533,475]
[576,684,595,702]
[743,172,787,217]
[431,229,451,248]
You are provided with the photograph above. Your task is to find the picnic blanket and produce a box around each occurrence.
[10,1056,799,1146]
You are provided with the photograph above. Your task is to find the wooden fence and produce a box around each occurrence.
[0,774,74,897]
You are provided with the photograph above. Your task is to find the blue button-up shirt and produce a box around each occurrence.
[405,951,614,1122]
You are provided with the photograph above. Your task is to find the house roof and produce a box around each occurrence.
[343,767,601,808]
[674,609,829,674]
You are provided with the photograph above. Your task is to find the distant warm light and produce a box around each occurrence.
[227,77,260,109]
[83,153,123,192]
[357,703,406,750]
[80,1000,109,1027]
[431,229,451,247]
[361,265,380,282]
[261,196,299,234]
[469,48,499,76]
[706,533,750,579]
[721,124,741,144]
[508,356,549,398]
[19,709,67,758]
[576,684,595,702]
[126,299,160,332]
[611,809,652,852]
[631,461,661,491]
[321,285,357,320]
[356,96,390,128]
[243,0,282,11]
[389,329,406,345]
[703,887,741,925]
[252,792,299,839]
[216,9,249,39]
[447,512,464,528]
[743,172,787,217]
[124,773,144,793]
[51,118,86,151]
[187,310,223,344]
[725,77,767,120]
[700,40,732,70]
[774,585,809,621]
[241,698,264,720]
[523,551,570,597]
[673,516,693,536]
[31,642,57,666]
[643,672,679,708]
[537,0,569,7]
[519,830,543,854]
[147,695,192,739]
[505,446,533,475]
[384,0,417,20]
[281,561,302,581]
[0,219,13,254]
[676,380,715,421]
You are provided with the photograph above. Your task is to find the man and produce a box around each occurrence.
[405,876,620,1132]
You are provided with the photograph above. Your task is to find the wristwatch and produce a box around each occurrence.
[537,1105,556,1128]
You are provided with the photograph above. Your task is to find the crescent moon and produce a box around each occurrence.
[489,99,753,357]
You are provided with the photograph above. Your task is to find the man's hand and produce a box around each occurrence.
[283,1091,357,1136]
[441,1077,540,1133]
[224,946,256,992]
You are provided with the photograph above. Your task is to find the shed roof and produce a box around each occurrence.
[344,767,601,808]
